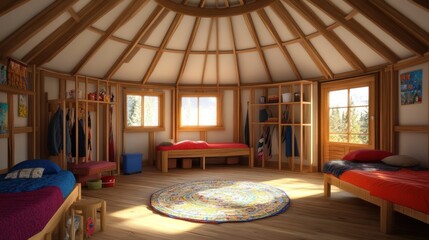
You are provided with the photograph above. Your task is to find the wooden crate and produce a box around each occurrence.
[168,159,177,169]
[182,158,192,169]
[226,157,239,165]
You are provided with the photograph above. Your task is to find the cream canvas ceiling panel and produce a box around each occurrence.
[333,26,386,68]
[113,48,157,82]
[286,43,321,79]
[263,48,295,82]
[385,0,429,32]
[180,54,205,85]
[231,15,256,50]
[203,55,217,85]
[0,0,55,41]
[92,0,131,32]
[238,52,269,84]
[264,7,295,42]
[167,15,196,50]
[79,40,127,78]
[329,0,353,14]
[143,11,176,47]
[249,12,276,46]
[353,14,413,59]
[219,54,238,85]
[113,1,157,41]
[43,30,101,73]
[12,13,70,59]
[72,0,90,12]
[148,52,184,84]
[217,17,233,51]
[310,36,353,74]
[208,21,217,51]
[281,1,317,36]
[191,18,212,51]
[304,0,335,26]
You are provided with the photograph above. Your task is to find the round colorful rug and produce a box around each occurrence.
[150,180,290,223]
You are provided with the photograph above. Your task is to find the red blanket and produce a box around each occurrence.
[0,186,63,240]
[340,169,429,214]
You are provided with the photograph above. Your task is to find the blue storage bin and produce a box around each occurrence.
[122,153,143,174]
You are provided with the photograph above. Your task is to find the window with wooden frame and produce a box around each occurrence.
[178,93,223,131]
[124,90,164,131]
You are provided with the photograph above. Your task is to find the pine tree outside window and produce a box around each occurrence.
[124,90,164,131]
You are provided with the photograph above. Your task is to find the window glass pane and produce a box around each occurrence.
[144,96,159,127]
[350,134,369,144]
[181,97,198,126]
[350,107,368,134]
[199,97,217,126]
[350,87,368,106]
[329,134,348,143]
[126,95,141,127]
[329,108,348,133]
[329,90,348,107]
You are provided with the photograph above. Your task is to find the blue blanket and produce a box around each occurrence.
[0,170,76,198]
[322,160,401,178]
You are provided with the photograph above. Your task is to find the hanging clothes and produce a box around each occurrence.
[282,126,299,157]
[257,134,264,161]
[87,114,92,161]
[47,108,63,156]
[71,119,86,158]
[263,126,272,160]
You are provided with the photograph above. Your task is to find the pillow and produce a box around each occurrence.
[5,168,44,179]
[9,159,61,174]
[382,155,420,167]
[342,149,394,163]
[159,141,174,146]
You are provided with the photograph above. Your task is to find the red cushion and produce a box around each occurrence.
[342,149,394,163]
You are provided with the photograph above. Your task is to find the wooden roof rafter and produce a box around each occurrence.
[243,13,273,83]
[286,0,366,72]
[270,1,333,79]
[344,0,427,56]
[175,17,202,86]
[72,0,148,75]
[200,18,215,85]
[228,17,242,86]
[0,0,30,17]
[141,13,184,84]
[368,0,429,47]
[104,5,165,80]
[23,0,121,66]
[409,0,429,12]
[216,17,220,87]
[67,7,80,22]
[257,9,302,80]
[0,0,78,58]
[308,0,399,64]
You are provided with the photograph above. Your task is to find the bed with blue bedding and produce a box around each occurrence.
[0,160,80,240]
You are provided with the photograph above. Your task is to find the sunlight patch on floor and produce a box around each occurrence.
[262,178,325,199]
[111,205,201,234]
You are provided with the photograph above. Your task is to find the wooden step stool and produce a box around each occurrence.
[71,198,106,238]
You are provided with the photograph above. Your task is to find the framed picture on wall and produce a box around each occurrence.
[400,69,423,105]
[0,103,8,134]
[18,94,28,118]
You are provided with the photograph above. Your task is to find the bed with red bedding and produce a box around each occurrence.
[156,140,253,173]
[323,160,429,233]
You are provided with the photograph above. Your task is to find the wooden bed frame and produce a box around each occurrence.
[29,183,82,240]
[324,174,429,234]
[157,147,254,173]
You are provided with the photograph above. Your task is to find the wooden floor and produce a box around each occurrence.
[82,166,429,240]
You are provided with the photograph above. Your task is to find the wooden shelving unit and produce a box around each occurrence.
[249,80,313,172]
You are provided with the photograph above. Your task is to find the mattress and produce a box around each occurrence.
[157,140,248,151]
[323,160,429,214]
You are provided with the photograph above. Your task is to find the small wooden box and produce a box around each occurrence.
[182,158,192,169]
[226,157,239,165]
[168,159,177,169]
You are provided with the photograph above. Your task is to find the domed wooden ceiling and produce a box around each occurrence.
[0,0,428,86]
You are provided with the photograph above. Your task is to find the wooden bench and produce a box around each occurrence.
[68,161,116,186]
